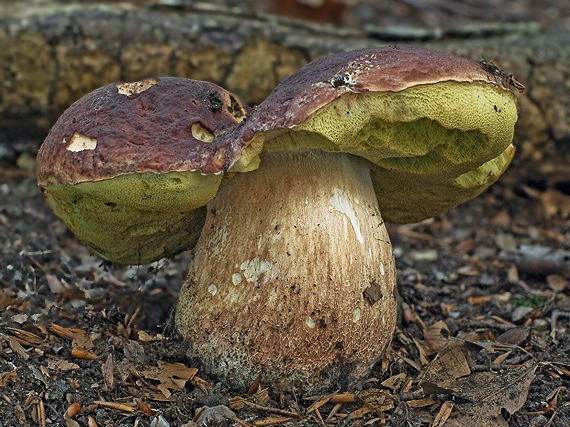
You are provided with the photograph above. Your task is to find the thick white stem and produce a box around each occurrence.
[175,151,397,392]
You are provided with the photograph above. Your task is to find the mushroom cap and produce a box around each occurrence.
[38,77,248,186]
[231,46,519,223]
[37,77,250,264]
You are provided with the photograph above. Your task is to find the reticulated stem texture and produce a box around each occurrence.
[175,150,397,392]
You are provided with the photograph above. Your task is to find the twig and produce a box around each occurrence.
[461,320,518,331]
[242,401,301,419]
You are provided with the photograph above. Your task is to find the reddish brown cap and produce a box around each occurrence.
[37,77,249,187]
[36,77,251,264]
[238,45,511,136]
[231,46,519,224]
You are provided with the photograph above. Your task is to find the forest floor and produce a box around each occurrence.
[1,142,570,427]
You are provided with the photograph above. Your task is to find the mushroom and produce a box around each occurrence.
[174,46,519,392]
[36,77,251,265]
[37,47,520,393]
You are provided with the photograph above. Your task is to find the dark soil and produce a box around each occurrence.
[1,139,570,427]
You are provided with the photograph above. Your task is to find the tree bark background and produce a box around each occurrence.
[1,1,569,175]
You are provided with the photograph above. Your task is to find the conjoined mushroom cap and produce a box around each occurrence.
[37,47,521,393]
[232,45,519,223]
[37,77,250,264]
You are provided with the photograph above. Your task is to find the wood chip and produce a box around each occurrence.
[94,400,136,412]
[304,392,356,403]
[306,391,338,414]
[241,401,300,419]
[103,354,114,391]
[381,373,408,391]
[254,416,294,426]
[8,328,45,346]
[71,347,99,360]
[9,336,29,360]
[468,295,492,305]
[408,397,438,408]
[432,401,453,427]
[0,369,19,387]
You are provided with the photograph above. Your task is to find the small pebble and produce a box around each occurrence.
[150,415,170,427]
[532,318,550,332]
[409,249,438,262]
[511,305,534,323]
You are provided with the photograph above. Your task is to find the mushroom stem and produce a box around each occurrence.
[175,150,397,392]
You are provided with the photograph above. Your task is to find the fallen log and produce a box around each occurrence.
[1,2,569,174]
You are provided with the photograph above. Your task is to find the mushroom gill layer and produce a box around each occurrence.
[175,150,397,392]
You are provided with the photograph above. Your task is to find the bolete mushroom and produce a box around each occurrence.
[36,77,251,265]
[37,47,520,393]
[175,46,518,391]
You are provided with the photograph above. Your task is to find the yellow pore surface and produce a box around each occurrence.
[269,81,517,173]
[43,170,222,264]
[262,81,518,223]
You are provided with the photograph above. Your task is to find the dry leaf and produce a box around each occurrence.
[444,362,537,427]
[46,274,64,294]
[65,415,81,427]
[0,368,19,387]
[134,398,153,416]
[51,324,95,354]
[540,189,570,220]
[492,351,512,365]
[411,335,430,365]
[424,321,450,355]
[490,209,511,228]
[496,327,530,346]
[66,402,81,418]
[71,347,99,360]
[141,361,198,398]
[9,336,29,360]
[247,373,262,395]
[46,357,79,371]
[508,265,520,282]
[420,338,471,395]
[230,389,270,411]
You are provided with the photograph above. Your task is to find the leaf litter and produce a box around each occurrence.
[2,140,570,425]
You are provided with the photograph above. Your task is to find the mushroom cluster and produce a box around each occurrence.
[37,46,520,392]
